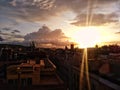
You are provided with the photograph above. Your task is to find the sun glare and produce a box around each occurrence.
[72,26,101,48]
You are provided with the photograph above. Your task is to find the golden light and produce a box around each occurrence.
[72,26,101,48]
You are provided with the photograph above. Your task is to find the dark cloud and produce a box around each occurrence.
[0,36,4,41]
[0,0,57,22]
[24,25,70,47]
[9,0,56,9]
[1,26,20,33]
[0,32,24,42]
[11,31,15,34]
[71,13,119,26]
[13,29,20,33]
[0,32,10,36]
[115,31,120,34]
[0,0,118,23]
[11,29,20,34]
[2,27,11,31]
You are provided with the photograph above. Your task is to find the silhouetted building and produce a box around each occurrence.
[5,59,66,90]
[50,47,120,90]
[70,44,74,50]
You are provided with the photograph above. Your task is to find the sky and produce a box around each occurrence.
[0,0,120,48]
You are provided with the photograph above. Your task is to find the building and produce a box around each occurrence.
[5,59,66,90]
[50,48,120,90]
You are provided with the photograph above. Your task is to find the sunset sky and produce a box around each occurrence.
[0,0,120,48]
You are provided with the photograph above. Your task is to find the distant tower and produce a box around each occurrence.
[31,41,36,48]
[95,44,98,48]
[65,46,68,50]
[30,41,36,51]
[95,44,99,60]
[70,44,74,50]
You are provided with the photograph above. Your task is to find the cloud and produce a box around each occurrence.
[0,32,10,36]
[115,32,120,34]
[9,0,56,9]
[1,0,57,22]
[0,0,118,24]
[7,0,57,21]
[9,0,17,7]
[11,29,20,34]
[13,29,20,33]
[71,13,119,26]
[24,25,70,47]
[2,27,11,31]
[0,32,24,42]
[0,26,23,42]
[0,36,4,41]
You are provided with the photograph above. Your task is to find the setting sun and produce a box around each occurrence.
[72,27,101,48]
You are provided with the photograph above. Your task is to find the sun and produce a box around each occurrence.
[72,26,101,48]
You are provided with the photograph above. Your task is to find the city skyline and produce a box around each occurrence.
[0,0,120,48]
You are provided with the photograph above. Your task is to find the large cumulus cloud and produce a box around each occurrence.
[0,25,71,47]
[24,25,70,48]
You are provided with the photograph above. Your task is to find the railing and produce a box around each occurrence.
[71,66,120,90]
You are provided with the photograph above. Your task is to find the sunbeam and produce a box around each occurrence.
[79,0,98,90]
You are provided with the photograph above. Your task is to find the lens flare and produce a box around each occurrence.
[80,48,91,90]
[79,0,98,90]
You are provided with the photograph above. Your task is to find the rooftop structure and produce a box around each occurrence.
[4,59,66,90]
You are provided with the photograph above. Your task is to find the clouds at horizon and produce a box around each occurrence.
[0,27,23,42]
[24,25,71,47]
[0,25,71,47]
